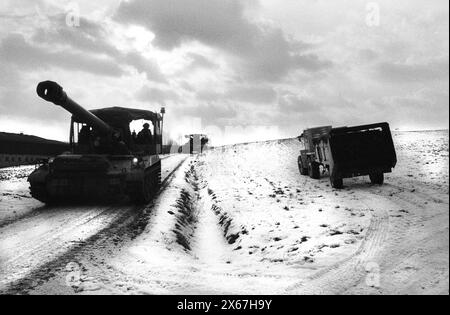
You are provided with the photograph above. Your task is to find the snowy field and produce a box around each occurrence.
[0,131,448,295]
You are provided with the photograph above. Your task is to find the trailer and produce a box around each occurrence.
[297,122,397,188]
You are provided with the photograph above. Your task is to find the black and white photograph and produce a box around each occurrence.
[0,0,448,298]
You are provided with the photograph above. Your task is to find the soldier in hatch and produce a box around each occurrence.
[137,123,153,144]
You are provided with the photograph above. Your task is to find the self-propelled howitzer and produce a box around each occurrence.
[28,81,164,204]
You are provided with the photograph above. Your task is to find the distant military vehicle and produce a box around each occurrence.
[178,134,209,154]
[28,81,164,203]
[297,122,397,188]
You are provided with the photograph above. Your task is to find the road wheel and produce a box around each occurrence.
[142,173,153,203]
[308,161,321,179]
[152,161,162,192]
[298,157,308,175]
[330,176,343,189]
[130,161,161,204]
[369,172,384,185]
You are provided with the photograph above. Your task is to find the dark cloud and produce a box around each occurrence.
[31,16,118,57]
[196,90,222,102]
[377,60,449,83]
[186,53,218,70]
[29,15,166,82]
[122,52,167,83]
[196,85,276,104]
[292,54,333,72]
[228,86,276,104]
[115,0,252,50]
[0,62,67,123]
[0,34,124,77]
[358,49,378,62]
[365,91,449,130]
[136,85,180,104]
[179,103,238,126]
[115,0,331,82]
[277,91,319,113]
[177,80,195,92]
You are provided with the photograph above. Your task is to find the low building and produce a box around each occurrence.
[0,132,69,168]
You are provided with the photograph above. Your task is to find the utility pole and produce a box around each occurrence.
[160,106,166,145]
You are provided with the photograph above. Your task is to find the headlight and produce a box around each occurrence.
[132,157,139,165]
[48,158,55,164]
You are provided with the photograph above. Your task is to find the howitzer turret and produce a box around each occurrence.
[36,81,112,135]
[29,80,164,204]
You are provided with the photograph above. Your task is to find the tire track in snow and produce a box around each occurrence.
[0,155,188,294]
[350,181,448,294]
[0,205,128,289]
[0,155,179,230]
[284,191,391,294]
[284,179,446,295]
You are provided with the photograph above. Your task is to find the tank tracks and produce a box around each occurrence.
[129,160,162,204]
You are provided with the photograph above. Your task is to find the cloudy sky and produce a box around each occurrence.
[0,0,448,145]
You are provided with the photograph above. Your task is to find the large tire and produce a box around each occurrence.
[330,176,343,189]
[298,157,309,175]
[369,172,384,185]
[308,161,321,179]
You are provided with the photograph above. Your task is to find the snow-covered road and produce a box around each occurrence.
[0,131,448,295]
[0,154,187,293]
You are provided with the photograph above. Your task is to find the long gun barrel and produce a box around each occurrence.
[36,81,112,135]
